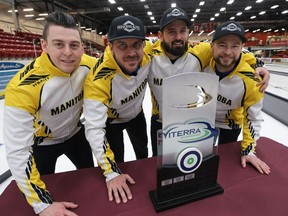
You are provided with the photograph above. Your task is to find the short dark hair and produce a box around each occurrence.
[42,11,81,41]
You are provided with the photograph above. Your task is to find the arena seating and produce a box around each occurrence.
[0,29,103,60]
[0,29,42,60]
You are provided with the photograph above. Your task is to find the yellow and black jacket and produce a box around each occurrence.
[3,52,96,214]
[84,46,151,181]
[204,54,264,155]
[148,41,212,122]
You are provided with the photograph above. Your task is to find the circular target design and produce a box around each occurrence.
[177,147,203,173]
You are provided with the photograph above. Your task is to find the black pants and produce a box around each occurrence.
[150,115,162,157]
[106,111,148,163]
[33,126,94,175]
[218,128,241,145]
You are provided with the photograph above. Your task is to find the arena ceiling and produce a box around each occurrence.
[2,0,288,35]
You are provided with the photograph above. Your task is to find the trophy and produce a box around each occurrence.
[149,72,224,212]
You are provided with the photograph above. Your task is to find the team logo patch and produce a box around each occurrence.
[167,8,185,18]
[117,20,140,32]
[221,23,241,32]
[177,147,202,173]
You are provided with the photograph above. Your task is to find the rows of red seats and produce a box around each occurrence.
[0,29,42,60]
[1,29,104,60]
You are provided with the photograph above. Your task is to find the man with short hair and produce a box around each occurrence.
[204,20,270,175]
[4,11,97,215]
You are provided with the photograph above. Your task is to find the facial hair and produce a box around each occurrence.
[115,55,140,74]
[163,39,188,57]
[214,55,238,71]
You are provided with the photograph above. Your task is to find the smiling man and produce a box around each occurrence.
[204,21,270,175]
[4,11,97,216]
[83,15,150,204]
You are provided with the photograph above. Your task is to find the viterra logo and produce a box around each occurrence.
[162,121,217,143]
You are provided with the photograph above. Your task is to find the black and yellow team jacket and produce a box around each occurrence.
[203,54,264,156]
[83,45,151,181]
[148,41,264,124]
[3,52,97,214]
[148,41,212,123]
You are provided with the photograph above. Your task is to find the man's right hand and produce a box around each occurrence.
[106,174,135,204]
[39,202,78,216]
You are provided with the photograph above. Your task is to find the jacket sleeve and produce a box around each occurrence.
[240,72,264,156]
[83,68,121,181]
[242,51,265,69]
[4,89,52,214]
[190,42,212,70]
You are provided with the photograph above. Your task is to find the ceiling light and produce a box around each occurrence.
[207,30,214,36]
[36,17,45,21]
[150,16,154,20]
[259,11,266,15]
[199,1,205,6]
[39,13,48,16]
[23,8,34,12]
[124,13,129,16]
[220,7,226,12]
[250,16,256,19]
[245,29,249,32]
[274,29,279,32]
[227,0,234,5]
[245,6,252,10]
[109,0,116,4]
[193,14,197,18]
[25,14,34,17]
[8,9,18,13]
[252,29,260,33]
[210,17,215,21]
[198,30,204,36]
[195,9,200,13]
[152,20,156,23]
[171,3,176,7]
[236,12,242,16]
[144,4,149,9]
[140,0,145,2]
[230,17,235,20]
[282,10,288,14]
[147,11,152,15]
[215,13,219,17]
[191,18,195,21]
[256,0,263,3]
[117,7,123,11]
[271,5,279,9]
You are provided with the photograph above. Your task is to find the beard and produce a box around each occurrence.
[115,55,141,74]
[163,39,188,57]
[214,55,239,70]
